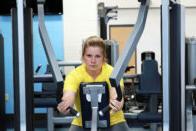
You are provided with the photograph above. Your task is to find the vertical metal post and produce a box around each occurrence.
[13,0,27,130]
[169,3,185,131]
[12,8,20,131]
[110,41,119,66]
[47,108,54,131]
[24,8,34,131]
[100,17,107,40]
[0,33,6,131]
[98,3,107,40]
[186,38,196,131]
[12,6,34,131]
[105,40,119,66]
[161,0,170,131]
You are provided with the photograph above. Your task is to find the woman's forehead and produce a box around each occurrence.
[86,46,102,51]
[85,47,103,54]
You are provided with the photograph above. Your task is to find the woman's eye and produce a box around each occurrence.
[95,55,101,58]
[86,54,92,57]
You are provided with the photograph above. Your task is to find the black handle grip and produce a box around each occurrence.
[56,84,80,117]
[115,85,123,101]
[35,64,42,73]
[68,107,80,117]
[99,105,110,116]
[99,85,123,116]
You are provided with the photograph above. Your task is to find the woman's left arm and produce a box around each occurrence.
[109,87,124,113]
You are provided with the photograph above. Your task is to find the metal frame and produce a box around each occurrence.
[0,33,5,131]
[24,7,34,131]
[105,40,119,66]
[161,1,186,131]
[12,7,20,131]
[161,0,170,131]
[13,0,27,130]
[185,38,196,131]
[109,0,150,88]
[12,1,34,130]
[47,108,74,131]
[11,1,33,131]
[98,0,150,122]
[37,0,64,103]
[169,3,185,131]
[37,1,80,130]
[37,0,64,84]
[98,2,117,40]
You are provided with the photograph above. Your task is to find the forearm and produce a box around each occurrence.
[109,87,124,113]
[57,90,76,114]
[62,90,76,104]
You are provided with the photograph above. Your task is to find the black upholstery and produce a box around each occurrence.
[137,60,161,94]
[79,82,110,129]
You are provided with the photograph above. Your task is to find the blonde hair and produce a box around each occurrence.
[82,36,107,62]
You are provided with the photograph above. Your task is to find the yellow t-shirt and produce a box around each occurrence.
[63,63,125,126]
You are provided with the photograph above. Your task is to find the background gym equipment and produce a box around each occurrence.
[11,0,75,130]
[185,37,196,131]
[105,40,119,66]
[98,2,117,40]
[12,1,121,131]
[123,52,162,131]
[38,62,80,131]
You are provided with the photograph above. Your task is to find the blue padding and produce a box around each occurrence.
[138,60,161,94]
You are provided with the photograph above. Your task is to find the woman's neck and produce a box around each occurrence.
[86,68,102,80]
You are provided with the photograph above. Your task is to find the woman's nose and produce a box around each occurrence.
[91,57,96,63]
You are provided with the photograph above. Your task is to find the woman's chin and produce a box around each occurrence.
[88,68,97,72]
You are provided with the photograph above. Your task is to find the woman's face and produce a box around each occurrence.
[83,46,104,72]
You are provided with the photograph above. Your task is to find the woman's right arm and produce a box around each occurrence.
[57,90,76,115]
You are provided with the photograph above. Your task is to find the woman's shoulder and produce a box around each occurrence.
[67,64,84,76]
[103,63,113,70]
[102,63,114,75]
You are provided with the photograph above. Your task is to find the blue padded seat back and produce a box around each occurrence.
[138,60,161,94]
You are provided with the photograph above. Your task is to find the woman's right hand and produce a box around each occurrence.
[57,90,76,115]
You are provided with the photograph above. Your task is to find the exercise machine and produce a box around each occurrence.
[9,0,195,130]
[11,0,77,130]
[123,52,162,131]
[99,0,150,117]
[45,40,119,131]
[41,62,80,131]
[162,1,186,131]
[185,37,196,131]
[80,82,110,131]
[12,2,34,130]
[98,2,117,40]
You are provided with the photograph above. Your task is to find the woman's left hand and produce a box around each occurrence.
[109,98,124,113]
[109,87,124,113]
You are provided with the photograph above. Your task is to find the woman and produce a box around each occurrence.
[57,36,129,131]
